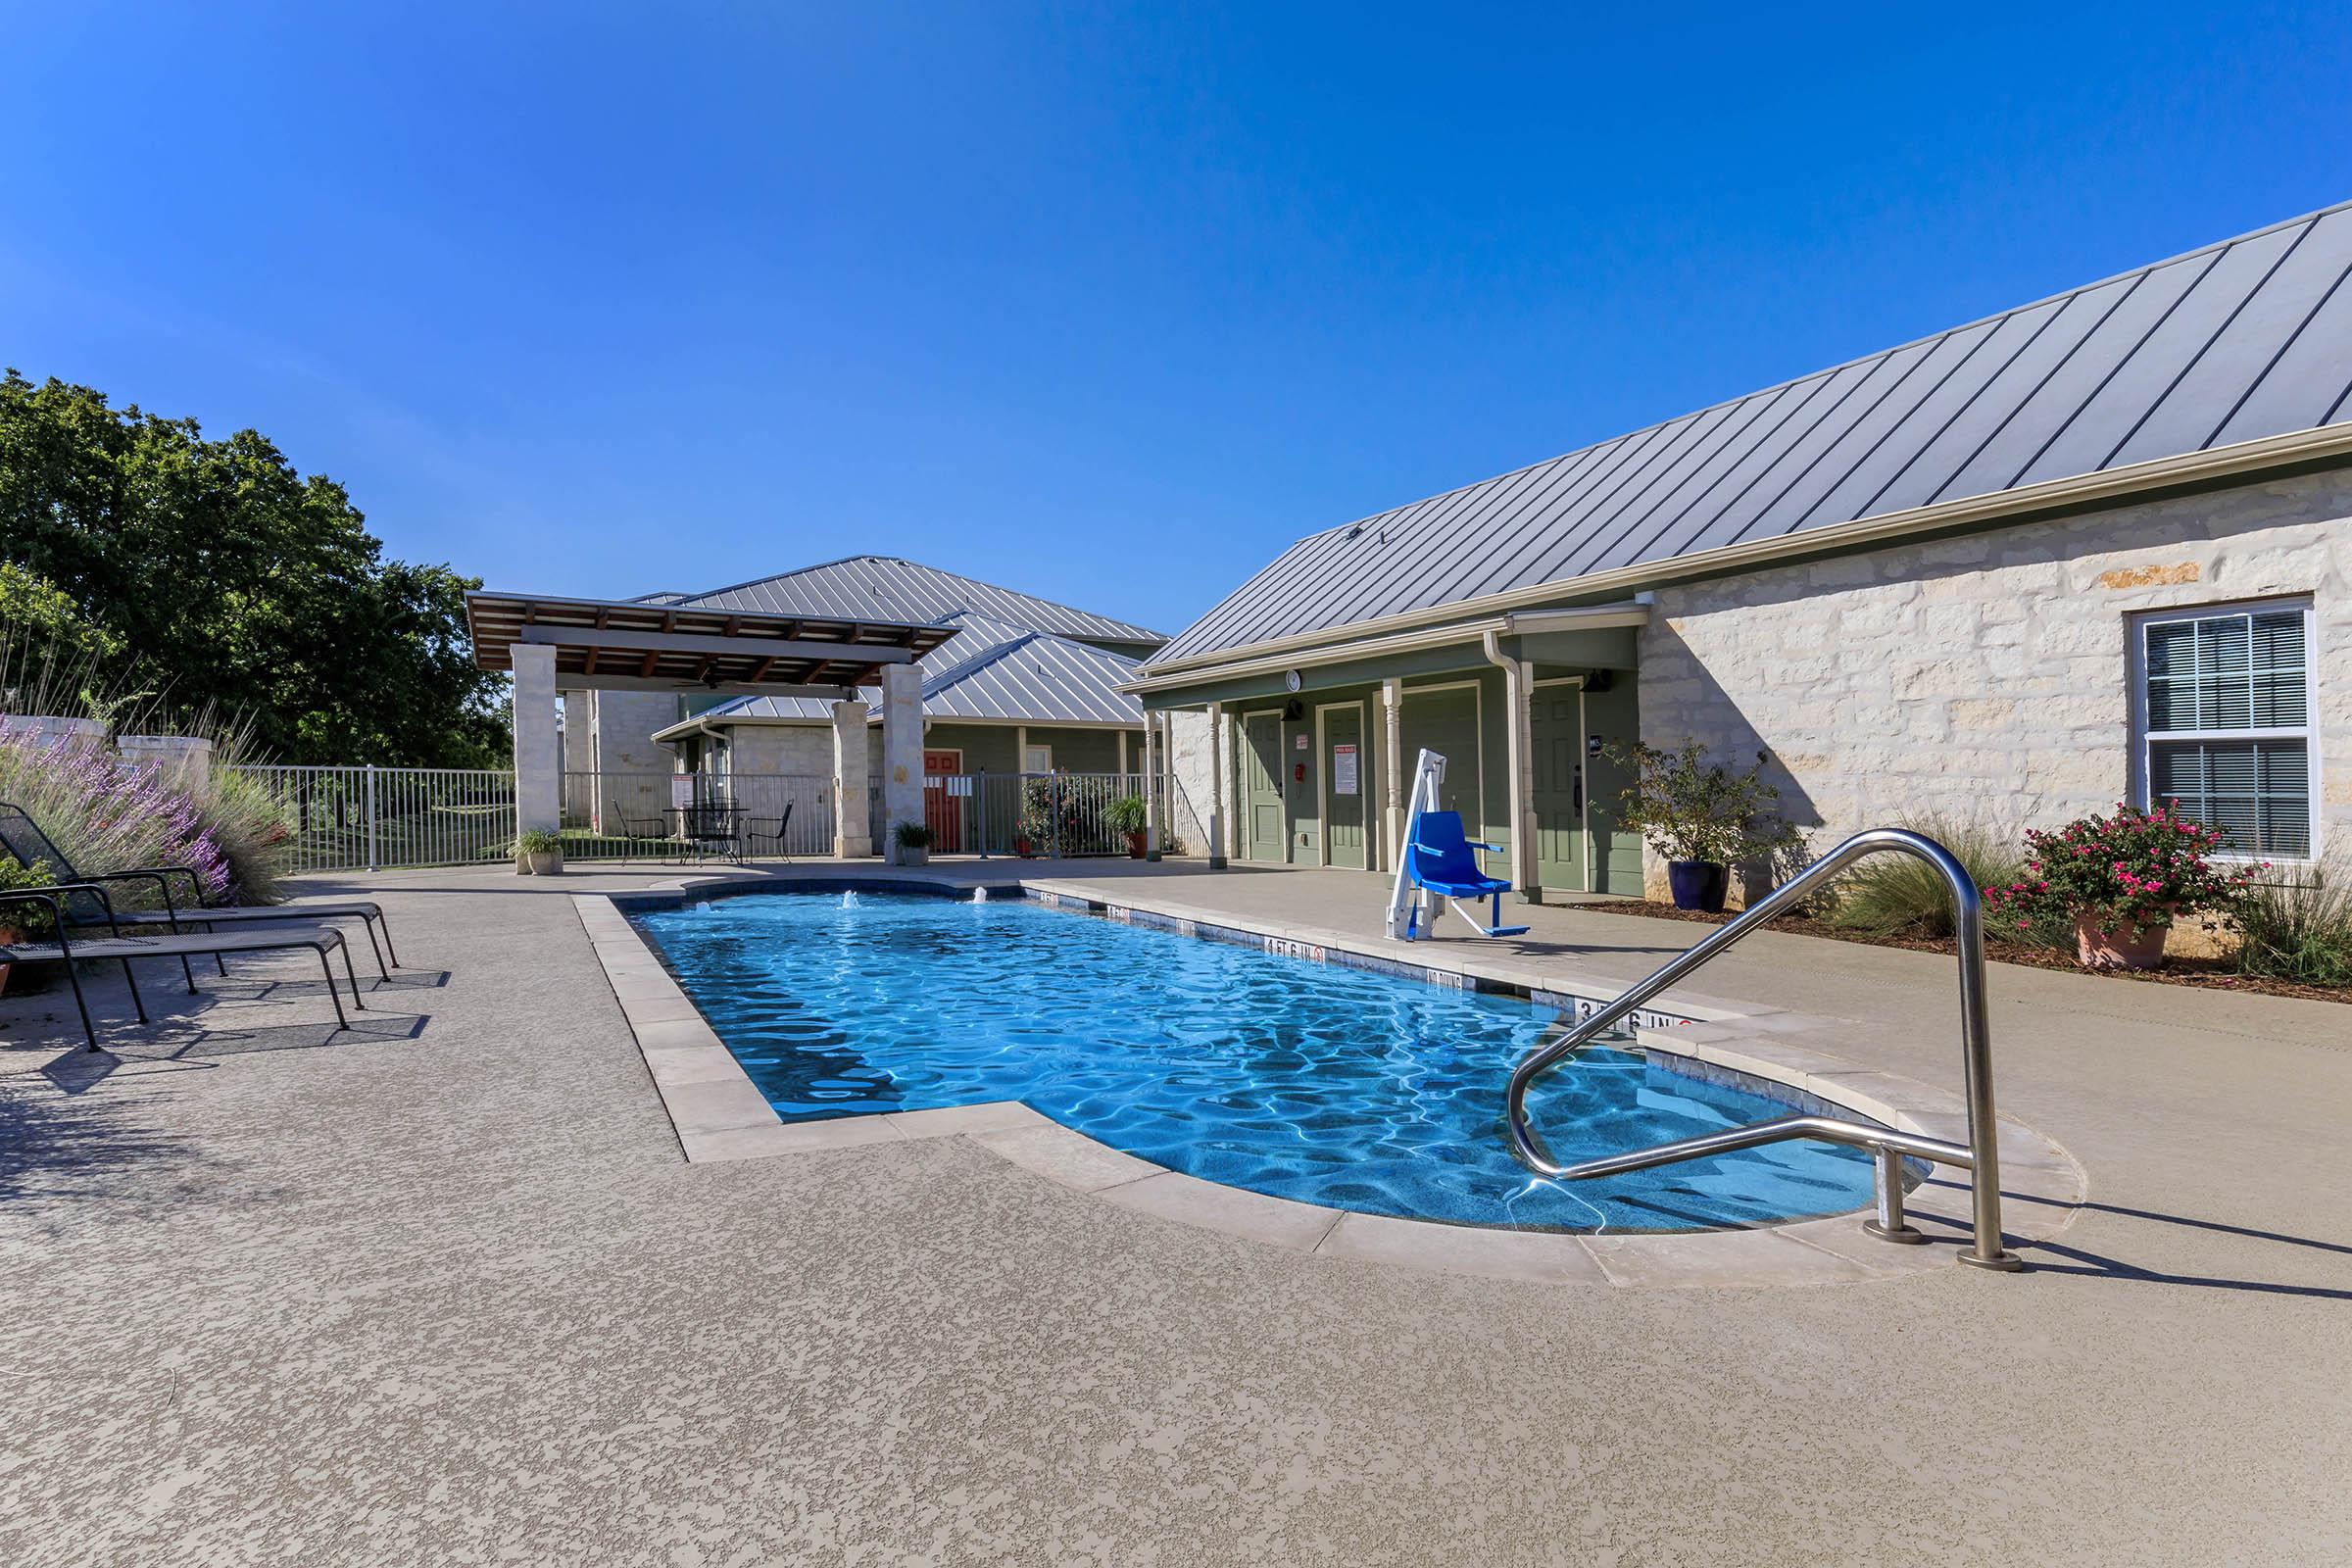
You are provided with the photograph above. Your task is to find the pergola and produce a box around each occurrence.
[465,590,959,864]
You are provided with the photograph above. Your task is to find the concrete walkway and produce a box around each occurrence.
[3,858,2347,1566]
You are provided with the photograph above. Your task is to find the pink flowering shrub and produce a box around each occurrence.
[1984,801,2260,940]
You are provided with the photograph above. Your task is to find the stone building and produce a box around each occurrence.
[1131,203,2352,899]
[566,557,1176,852]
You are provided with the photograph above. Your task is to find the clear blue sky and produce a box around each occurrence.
[8,4,2349,637]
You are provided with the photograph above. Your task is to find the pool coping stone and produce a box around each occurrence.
[574,873,2087,1289]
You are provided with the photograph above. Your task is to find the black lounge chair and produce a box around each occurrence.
[0,801,400,980]
[0,886,366,1052]
[743,802,794,861]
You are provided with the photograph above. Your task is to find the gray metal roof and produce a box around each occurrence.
[1151,202,2352,668]
[677,557,1165,648]
[693,613,1146,728]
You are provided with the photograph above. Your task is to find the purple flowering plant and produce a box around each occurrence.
[1983,800,2261,939]
[0,720,240,906]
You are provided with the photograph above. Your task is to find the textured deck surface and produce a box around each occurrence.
[3,858,2347,1566]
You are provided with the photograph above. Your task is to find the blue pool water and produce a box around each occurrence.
[634,891,1878,1233]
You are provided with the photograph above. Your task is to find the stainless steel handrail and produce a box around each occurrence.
[1504,828,2023,1271]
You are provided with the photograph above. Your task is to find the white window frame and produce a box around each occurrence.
[1021,743,1054,775]
[2129,595,2319,863]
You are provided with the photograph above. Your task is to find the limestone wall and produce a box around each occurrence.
[1638,468,2352,891]
[1162,709,1214,856]
[723,724,838,776]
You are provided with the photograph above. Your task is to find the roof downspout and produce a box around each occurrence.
[1481,629,1539,903]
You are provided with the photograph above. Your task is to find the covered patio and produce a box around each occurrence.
[463,590,959,860]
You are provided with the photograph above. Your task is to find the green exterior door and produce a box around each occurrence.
[1583,678,1642,894]
[1284,714,1319,862]
[1241,711,1286,862]
[1531,686,1585,894]
[1398,685,1483,858]
[1323,705,1366,869]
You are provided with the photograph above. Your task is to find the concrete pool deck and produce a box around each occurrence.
[3,857,2349,1564]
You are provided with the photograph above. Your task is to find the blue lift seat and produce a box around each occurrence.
[1401,811,1530,938]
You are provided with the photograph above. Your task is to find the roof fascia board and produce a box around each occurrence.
[516,625,918,663]
[662,710,1143,739]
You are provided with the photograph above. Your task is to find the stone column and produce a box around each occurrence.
[831,699,872,858]
[116,734,214,790]
[11,715,104,752]
[1142,711,1160,857]
[1500,658,1539,901]
[1205,702,1227,869]
[880,662,923,863]
[1380,677,1403,873]
[511,643,561,857]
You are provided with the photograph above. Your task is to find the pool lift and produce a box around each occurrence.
[1385,748,1530,942]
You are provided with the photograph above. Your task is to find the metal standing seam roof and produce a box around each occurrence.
[685,613,1147,728]
[1149,202,2352,669]
[676,556,1166,647]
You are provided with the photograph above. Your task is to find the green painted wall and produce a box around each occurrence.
[1045,727,1129,772]
[1158,637,1642,894]
[922,724,1019,773]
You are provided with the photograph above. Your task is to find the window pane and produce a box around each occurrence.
[2144,620,2197,681]
[2197,616,2251,675]
[2251,671,2307,727]
[2197,673,2251,728]
[2261,798,2313,858]
[2145,678,2192,731]
[2249,610,2306,673]
[2150,739,2310,856]
[2143,608,2309,733]
[2256,742,2309,793]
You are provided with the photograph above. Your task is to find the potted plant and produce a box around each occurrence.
[1105,794,1149,858]
[1016,780,1054,857]
[0,855,59,996]
[892,820,935,867]
[1984,802,2259,969]
[516,828,564,876]
[1606,740,1800,912]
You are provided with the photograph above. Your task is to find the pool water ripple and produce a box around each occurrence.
[635,892,1877,1232]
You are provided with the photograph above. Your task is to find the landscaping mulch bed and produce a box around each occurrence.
[1572,899,2352,1005]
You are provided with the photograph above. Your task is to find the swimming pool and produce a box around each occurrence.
[633,890,1879,1233]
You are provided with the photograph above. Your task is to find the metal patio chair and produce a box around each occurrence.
[610,796,666,844]
[742,802,794,861]
[0,802,401,981]
[0,885,367,1053]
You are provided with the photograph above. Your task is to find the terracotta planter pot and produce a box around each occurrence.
[1126,830,1148,858]
[0,923,16,997]
[1014,836,1034,858]
[2075,912,2169,970]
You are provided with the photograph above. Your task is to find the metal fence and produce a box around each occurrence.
[561,770,838,860]
[226,764,1168,872]
[228,765,517,873]
[939,771,1164,858]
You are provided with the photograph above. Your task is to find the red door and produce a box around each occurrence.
[922,749,963,852]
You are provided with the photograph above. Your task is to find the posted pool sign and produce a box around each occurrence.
[1332,743,1358,795]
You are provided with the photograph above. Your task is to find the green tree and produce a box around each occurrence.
[0,369,507,765]
[0,560,122,663]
